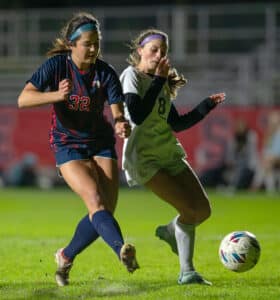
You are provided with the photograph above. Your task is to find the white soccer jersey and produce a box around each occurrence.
[120,66,186,186]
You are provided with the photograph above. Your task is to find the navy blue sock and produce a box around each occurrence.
[63,214,99,261]
[91,210,124,258]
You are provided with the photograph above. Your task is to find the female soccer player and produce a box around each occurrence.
[120,29,225,285]
[18,12,139,286]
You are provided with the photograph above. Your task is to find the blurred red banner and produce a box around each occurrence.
[1,106,279,171]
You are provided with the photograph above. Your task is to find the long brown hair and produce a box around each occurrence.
[127,28,187,99]
[46,12,102,58]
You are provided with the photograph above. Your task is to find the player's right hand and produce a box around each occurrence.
[115,120,131,139]
[155,57,170,78]
[58,79,72,101]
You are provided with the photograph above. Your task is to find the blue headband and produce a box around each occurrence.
[69,23,98,42]
[140,34,165,47]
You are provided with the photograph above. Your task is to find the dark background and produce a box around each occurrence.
[0,0,278,9]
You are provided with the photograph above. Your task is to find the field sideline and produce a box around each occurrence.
[0,187,279,300]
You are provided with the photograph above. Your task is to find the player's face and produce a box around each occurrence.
[137,39,167,74]
[70,31,100,70]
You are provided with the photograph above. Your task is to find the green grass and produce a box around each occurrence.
[0,187,279,299]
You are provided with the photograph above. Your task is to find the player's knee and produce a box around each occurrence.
[80,190,105,211]
[196,205,211,224]
[179,200,211,224]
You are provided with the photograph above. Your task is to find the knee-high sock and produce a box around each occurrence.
[175,220,195,273]
[63,214,99,261]
[91,210,124,258]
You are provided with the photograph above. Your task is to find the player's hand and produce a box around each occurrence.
[209,92,226,105]
[115,119,131,138]
[155,57,170,78]
[58,79,72,101]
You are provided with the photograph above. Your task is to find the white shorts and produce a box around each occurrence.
[124,156,188,187]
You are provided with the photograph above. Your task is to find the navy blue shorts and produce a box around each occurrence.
[55,146,117,166]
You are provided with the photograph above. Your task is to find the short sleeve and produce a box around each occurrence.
[27,57,58,91]
[105,65,125,105]
[120,66,139,95]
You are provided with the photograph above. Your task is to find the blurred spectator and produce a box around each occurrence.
[198,118,259,191]
[198,155,228,188]
[226,119,259,190]
[197,131,231,188]
[252,111,280,192]
[5,152,39,187]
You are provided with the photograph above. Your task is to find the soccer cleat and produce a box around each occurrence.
[120,243,140,273]
[54,248,73,287]
[155,225,178,255]
[178,271,212,285]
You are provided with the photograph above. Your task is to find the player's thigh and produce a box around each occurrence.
[93,156,119,212]
[174,161,210,211]
[172,166,211,223]
[145,165,210,221]
[59,159,103,208]
[145,169,196,214]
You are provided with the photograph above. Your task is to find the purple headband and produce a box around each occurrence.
[140,34,165,47]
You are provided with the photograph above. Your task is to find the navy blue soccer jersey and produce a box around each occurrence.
[28,54,124,152]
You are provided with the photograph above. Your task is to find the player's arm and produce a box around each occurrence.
[124,57,169,125]
[18,79,71,108]
[110,102,131,139]
[125,75,166,125]
[168,93,225,132]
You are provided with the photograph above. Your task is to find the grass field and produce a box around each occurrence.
[0,187,279,300]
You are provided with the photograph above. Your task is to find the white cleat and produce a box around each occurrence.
[54,248,73,287]
[178,271,212,286]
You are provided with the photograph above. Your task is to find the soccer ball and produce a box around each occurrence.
[219,231,261,272]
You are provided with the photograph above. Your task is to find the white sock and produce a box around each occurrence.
[175,220,195,273]
[166,216,178,236]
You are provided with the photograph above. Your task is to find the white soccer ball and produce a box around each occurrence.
[219,231,261,272]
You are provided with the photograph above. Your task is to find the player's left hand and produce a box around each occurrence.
[209,92,226,104]
[115,120,131,138]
